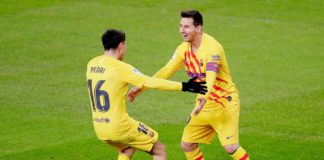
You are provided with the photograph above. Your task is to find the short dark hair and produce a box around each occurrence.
[101,29,126,50]
[181,10,203,26]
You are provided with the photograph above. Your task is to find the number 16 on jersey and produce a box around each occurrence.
[87,79,110,112]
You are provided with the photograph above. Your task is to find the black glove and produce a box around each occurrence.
[182,76,207,94]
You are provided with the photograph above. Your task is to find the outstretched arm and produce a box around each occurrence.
[122,64,206,96]
[128,51,183,102]
[144,76,207,94]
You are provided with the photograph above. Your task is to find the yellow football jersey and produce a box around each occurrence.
[86,55,181,140]
[153,33,238,110]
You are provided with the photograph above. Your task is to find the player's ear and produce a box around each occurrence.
[195,25,202,33]
[118,41,125,50]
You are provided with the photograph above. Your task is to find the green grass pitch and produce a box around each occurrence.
[0,0,323,159]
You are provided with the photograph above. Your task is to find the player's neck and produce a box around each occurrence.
[190,33,202,53]
[104,50,123,61]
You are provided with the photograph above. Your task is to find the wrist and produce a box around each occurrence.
[182,82,188,91]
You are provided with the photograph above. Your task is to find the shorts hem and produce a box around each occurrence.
[181,140,212,145]
[220,141,239,146]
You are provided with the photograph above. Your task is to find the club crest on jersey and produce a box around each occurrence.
[133,67,143,75]
[200,59,204,67]
[211,54,220,61]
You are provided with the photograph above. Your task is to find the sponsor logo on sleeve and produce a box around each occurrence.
[133,67,143,75]
[211,54,220,61]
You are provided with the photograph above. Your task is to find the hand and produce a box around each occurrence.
[182,76,207,94]
[127,87,143,102]
[193,97,206,116]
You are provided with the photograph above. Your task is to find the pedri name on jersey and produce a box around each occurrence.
[90,66,105,74]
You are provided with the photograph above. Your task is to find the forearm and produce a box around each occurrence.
[153,65,177,79]
[202,71,217,100]
[141,64,179,91]
[142,77,182,91]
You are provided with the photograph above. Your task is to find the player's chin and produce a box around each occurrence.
[182,37,190,42]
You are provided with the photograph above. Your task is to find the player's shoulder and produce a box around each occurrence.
[88,55,101,62]
[87,55,103,67]
[87,55,131,69]
[111,57,133,70]
[203,33,224,54]
[176,41,189,52]
[115,60,144,77]
[203,33,223,48]
[177,41,189,48]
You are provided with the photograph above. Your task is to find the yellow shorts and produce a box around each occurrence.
[103,120,158,152]
[182,99,240,146]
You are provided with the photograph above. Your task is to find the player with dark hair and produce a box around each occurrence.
[86,29,207,160]
[128,10,250,160]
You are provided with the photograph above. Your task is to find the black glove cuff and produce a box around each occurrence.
[182,82,188,91]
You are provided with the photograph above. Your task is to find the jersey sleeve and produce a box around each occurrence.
[152,50,183,79]
[202,46,223,99]
[120,65,182,91]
